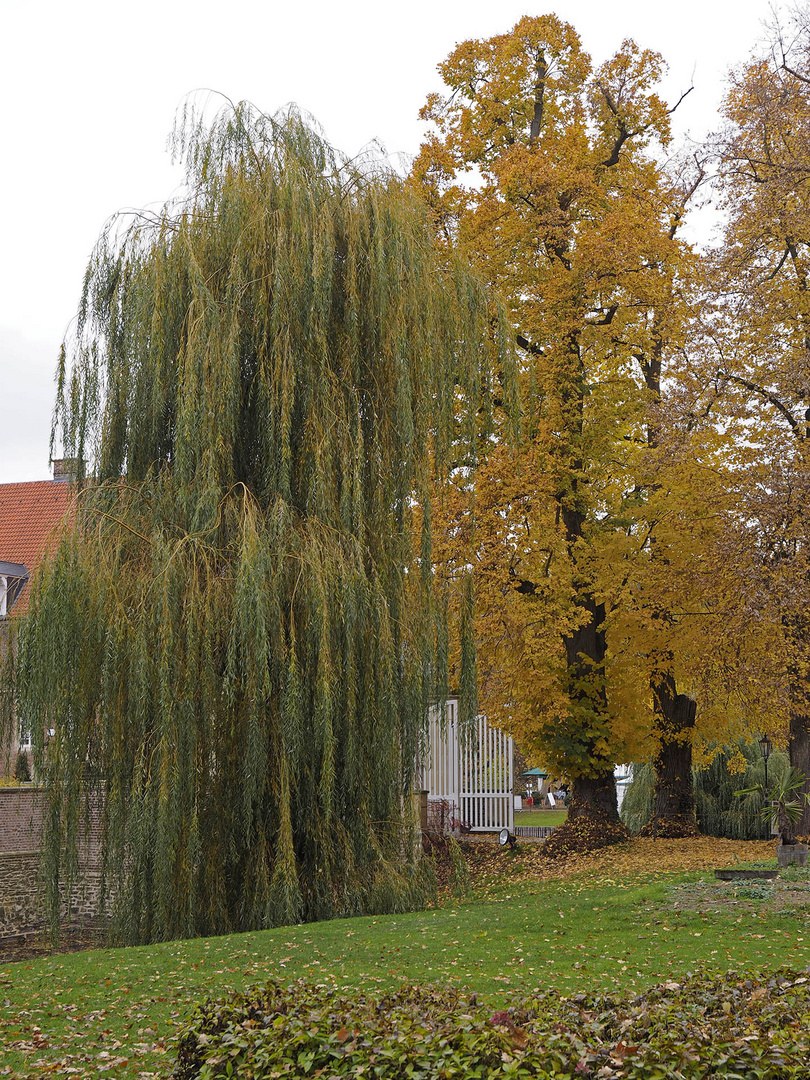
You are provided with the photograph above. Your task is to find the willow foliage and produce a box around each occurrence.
[13,101,508,943]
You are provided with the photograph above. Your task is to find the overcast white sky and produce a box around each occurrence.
[0,0,780,483]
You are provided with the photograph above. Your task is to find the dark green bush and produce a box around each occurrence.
[621,741,792,839]
[695,742,790,839]
[13,750,31,783]
[173,968,810,1079]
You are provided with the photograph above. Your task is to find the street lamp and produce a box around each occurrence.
[759,734,772,790]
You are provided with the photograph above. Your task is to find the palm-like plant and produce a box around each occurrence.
[735,769,810,846]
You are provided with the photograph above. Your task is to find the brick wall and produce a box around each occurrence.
[0,852,41,932]
[0,787,103,856]
[0,787,46,852]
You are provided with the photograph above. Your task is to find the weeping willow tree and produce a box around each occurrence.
[694,744,791,840]
[9,100,509,944]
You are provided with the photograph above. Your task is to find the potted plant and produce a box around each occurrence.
[735,768,809,867]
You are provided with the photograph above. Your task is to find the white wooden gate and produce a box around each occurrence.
[419,699,514,833]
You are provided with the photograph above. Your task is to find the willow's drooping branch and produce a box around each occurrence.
[9,101,513,945]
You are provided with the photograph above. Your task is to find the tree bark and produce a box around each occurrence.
[789,711,810,838]
[560,559,621,826]
[636,316,702,839]
[540,766,626,858]
[569,770,619,821]
[641,671,699,837]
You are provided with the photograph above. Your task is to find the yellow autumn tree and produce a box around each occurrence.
[707,5,810,832]
[413,15,694,838]
[416,15,792,844]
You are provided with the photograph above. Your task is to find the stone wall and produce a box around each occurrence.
[0,851,41,933]
[0,787,105,937]
[0,852,105,936]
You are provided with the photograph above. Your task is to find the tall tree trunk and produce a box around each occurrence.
[789,711,810,838]
[638,325,701,838]
[560,506,621,827]
[537,509,626,855]
[641,671,699,837]
[569,771,619,821]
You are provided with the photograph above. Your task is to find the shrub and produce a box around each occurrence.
[173,968,810,1079]
[13,751,31,783]
[696,742,790,840]
[173,983,521,1080]
[621,741,792,839]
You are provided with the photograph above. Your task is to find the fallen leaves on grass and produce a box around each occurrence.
[0,837,785,1078]
[536,815,628,858]
[638,813,700,839]
[667,874,810,915]
[443,836,778,899]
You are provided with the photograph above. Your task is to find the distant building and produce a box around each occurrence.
[0,464,73,618]
[615,763,633,812]
[0,463,73,770]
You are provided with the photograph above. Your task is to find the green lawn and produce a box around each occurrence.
[2,861,809,1079]
[514,808,568,827]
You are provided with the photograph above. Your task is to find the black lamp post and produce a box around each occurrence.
[759,734,772,790]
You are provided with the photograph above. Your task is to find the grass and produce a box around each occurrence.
[1,839,808,1079]
[514,808,568,826]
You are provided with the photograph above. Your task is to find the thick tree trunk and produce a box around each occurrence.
[789,712,810,838]
[560,591,621,827]
[641,671,699,838]
[569,770,619,821]
[540,768,626,857]
[541,333,623,839]
[537,586,628,856]
[638,330,700,839]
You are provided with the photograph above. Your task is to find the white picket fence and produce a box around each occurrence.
[419,699,514,834]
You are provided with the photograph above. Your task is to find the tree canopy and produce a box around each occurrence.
[413,16,694,828]
[413,14,797,843]
[7,101,509,943]
[707,7,810,833]
[7,9,810,921]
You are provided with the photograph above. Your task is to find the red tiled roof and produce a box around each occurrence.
[0,480,73,616]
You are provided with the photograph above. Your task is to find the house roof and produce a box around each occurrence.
[0,480,73,615]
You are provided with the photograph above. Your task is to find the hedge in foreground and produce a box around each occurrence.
[173,968,810,1079]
